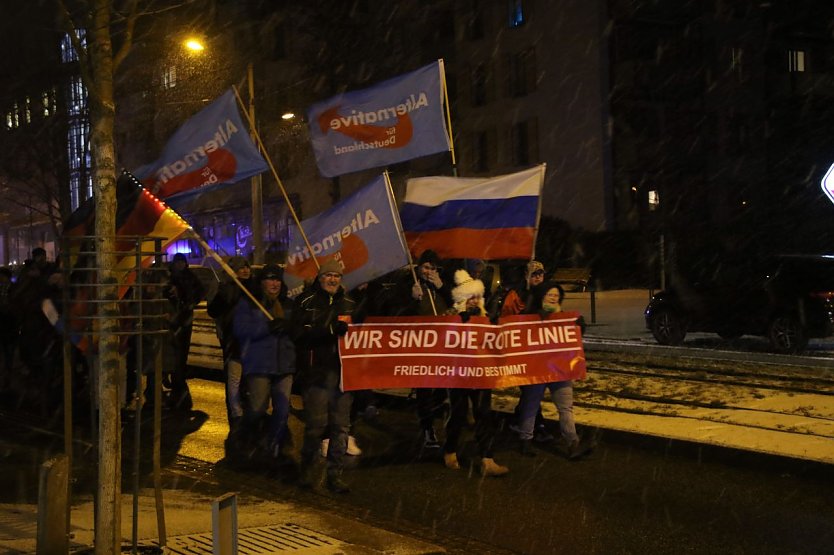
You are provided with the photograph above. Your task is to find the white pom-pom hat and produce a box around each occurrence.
[451,269,485,303]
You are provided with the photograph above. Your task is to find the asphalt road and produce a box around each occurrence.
[168,378,834,554]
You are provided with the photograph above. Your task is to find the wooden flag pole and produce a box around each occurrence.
[186,228,274,320]
[231,85,320,273]
[530,163,546,260]
[383,172,437,315]
[438,59,458,178]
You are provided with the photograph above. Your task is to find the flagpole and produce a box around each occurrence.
[186,228,274,320]
[383,172,437,315]
[531,163,546,260]
[438,59,458,178]
[231,85,320,272]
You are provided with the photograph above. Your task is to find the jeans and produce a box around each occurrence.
[300,370,353,476]
[444,389,497,458]
[226,359,244,421]
[245,373,293,448]
[517,381,578,443]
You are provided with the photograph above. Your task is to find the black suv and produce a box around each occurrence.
[644,255,834,353]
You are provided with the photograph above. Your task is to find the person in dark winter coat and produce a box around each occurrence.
[290,258,357,493]
[0,267,17,386]
[208,256,252,432]
[232,264,295,458]
[164,253,205,410]
[394,249,453,449]
[442,269,509,477]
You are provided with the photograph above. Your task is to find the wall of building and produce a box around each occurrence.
[453,0,612,232]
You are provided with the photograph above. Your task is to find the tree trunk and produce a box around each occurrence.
[88,1,122,553]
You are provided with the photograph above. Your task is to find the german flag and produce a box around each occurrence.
[64,171,192,298]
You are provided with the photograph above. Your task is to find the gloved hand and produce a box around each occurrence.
[459,311,471,323]
[427,272,443,289]
[333,320,349,336]
[538,309,551,320]
[268,318,286,334]
[576,315,587,334]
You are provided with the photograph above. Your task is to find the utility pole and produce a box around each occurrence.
[248,63,264,263]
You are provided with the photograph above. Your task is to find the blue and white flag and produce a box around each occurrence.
[307,61,451,178]
[134,89,267,198]
[284,175,410,298]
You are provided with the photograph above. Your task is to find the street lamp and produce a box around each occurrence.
[281,112,295,120]
[183,38,205,53]
[175,39,264,262]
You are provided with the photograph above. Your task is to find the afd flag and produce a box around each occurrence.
[284,175,410,298]
[307,61,451,178]
[401,165,545,260]
[134,89,267,198]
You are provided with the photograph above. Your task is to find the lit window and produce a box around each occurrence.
[5,113,12,130]
[162,66,177,89]
[788,49,805,72]
[648,190,660,210]
[61,30,86,63]
[12,103,19,127]
[42,91,51,116]
[24,97,31,123]
[67,76,86,116]
[508,0,525,28]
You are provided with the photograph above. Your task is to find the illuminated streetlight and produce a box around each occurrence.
[281,112,295,120]
[184,38,205,52]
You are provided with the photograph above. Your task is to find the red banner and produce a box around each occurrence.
[339,313,586,391]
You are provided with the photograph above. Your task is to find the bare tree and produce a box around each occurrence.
[0,116,72,241]
[56,0,140,552]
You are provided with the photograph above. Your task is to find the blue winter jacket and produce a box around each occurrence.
[232,295,296,377]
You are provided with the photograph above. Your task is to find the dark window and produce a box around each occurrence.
[473,130,495,173]
[471,64,488,106]
[511,118,538,166]
[466,1,484,41]
[271,23,287,60]
[508,48,536,97]
[508,0,525,28]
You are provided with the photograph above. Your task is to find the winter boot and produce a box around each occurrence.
[519,439,537,457]
[298,459,323,489]
[480,457,509,477]
[566,437,595,460]
[443,452,460,470]
[326,471,351,494]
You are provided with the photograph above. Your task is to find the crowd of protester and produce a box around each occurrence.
[0,247,594,494]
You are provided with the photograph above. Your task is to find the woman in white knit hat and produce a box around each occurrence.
[442,269,509,477]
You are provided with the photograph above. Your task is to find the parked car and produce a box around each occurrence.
[644,254,834,353]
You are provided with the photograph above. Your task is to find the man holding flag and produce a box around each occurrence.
[291,259,358,494]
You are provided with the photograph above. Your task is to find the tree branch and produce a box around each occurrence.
[112,0,139,72]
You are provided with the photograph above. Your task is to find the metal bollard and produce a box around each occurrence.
[590,289,597,324]
[37,454,69,555]
[212,492,238,555]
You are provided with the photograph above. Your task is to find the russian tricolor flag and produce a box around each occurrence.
[400,165,544,260]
